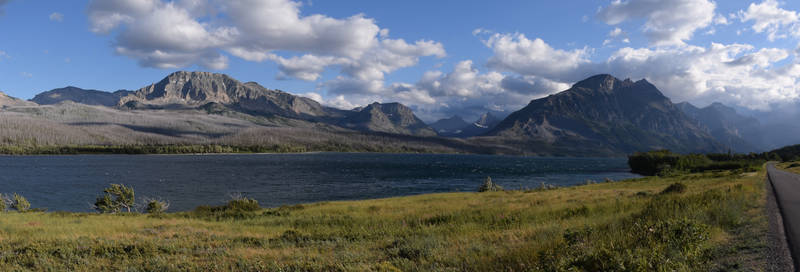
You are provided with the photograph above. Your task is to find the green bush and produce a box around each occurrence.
[11,193,30,212]
[629,150,766,176]
[661,182,688,194]
[189,195,261,221]
[225,197,260,212]
[0,194,7,212]
[144,198,169,214]
[94,184,135,213]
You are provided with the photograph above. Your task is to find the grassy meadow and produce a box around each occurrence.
[779,161,800,174]
[0,168,768,271]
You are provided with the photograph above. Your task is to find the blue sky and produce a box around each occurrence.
[2,0,800,121]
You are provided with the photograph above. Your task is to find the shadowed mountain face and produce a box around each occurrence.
[488,74,725,154]
[431,112,502,138]
[430,116,470,136]
[677,102,764,153]
[31,86,130,107]
[460,112,501,137]
[339,102,437,136]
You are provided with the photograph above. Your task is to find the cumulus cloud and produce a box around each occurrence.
[49,12,64,22]
[88,0,445,88]
[88,0,234,69]
[380,60,568,121]
[605,43,797,109]
[597,0,716,46]
[483,33,591,82]
[470,30,800,114]
[738,0,800,41]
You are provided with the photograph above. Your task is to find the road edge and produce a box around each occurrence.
[766,164,795,271]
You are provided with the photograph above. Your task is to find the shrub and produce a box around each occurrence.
[94,184,135,213]
[0,194,7,212]
[478,176,503,192]
[189,195,261,220]
[144,198,170,214]
[11,193,30,212]
[660,182,688,194]
[226,197,260,212]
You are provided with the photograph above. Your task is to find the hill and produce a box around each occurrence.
[338,102,437,136]
[0,91,34,108]
[31,86,131,107]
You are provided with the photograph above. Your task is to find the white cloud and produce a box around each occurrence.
[713,14,730,25]
[88,0,445,93]
[476,32,800,113]
[483,33,591,81]
[378,60,568,120]
[609,27,624,37]
[738,0,800,41]
[268,54,349,81]
[597,0,716,46]
[49,12,64,22]
[300,92,323,103]
[605,43,796,110]
[20,72,32,78]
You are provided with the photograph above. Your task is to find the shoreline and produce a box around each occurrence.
[0,144,633,158]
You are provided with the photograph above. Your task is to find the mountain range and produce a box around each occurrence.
[0,71,780,155]
[676,102,763,153]
[429,112,500,138]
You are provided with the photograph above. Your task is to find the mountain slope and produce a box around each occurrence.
[0,91,34,108]
[339,102,437,136]
[677,102,763,152]
[118,71,339,120]
[430,116,470,136]
[460,112,501,137]
[31,86,131,107]
[117,71,435,136]
[488,74,724,154]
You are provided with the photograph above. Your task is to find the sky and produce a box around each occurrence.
[2,0,800,122]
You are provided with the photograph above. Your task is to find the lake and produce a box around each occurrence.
[0,153,640,212]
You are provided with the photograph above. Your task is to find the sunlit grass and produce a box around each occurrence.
[0,169,767,271]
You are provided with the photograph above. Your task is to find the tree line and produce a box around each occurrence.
[627,144,800,176]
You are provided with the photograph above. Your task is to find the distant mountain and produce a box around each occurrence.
[430,112,501,138]
[118,71,340,120]
[31,86,131,107]
[430,116,470,136]
[676,102,764,153]
[488,74,724,154]
[460,112,501,137]
[0,91,34,108]
[339,102,437,136]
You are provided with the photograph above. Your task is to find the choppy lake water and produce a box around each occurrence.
[0,153,640,212]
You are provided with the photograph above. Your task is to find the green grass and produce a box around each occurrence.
[778,161,800,175]
[0,170,767,271]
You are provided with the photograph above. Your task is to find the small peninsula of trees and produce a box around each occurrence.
[628,150,778,176]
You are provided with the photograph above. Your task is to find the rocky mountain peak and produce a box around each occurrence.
[488,74,724,154]
[571,74,621,91]
[475,112,499,128]
[339,102,436,136]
